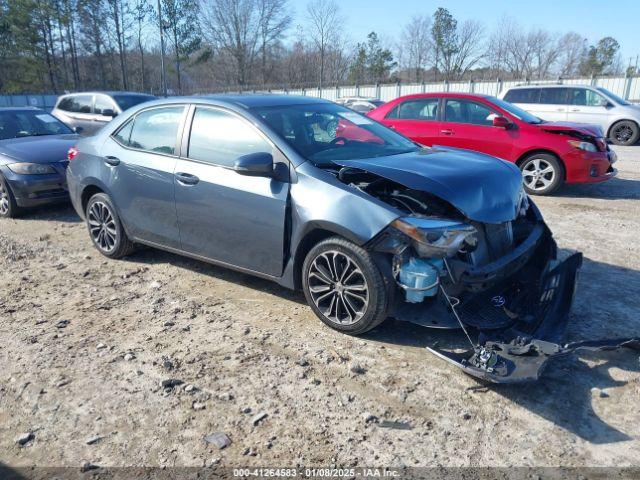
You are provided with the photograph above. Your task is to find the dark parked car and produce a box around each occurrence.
[52,92,157,135]
[66,95,635,383]
[0,107,78,217]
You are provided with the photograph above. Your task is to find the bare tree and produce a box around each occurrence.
[306,0,342,89]
[399,15,432,82]
[106,0,132,89]
[449,20,484,79]
[201,0,259,86]
[557,32,587,77]
[256,0,291,83]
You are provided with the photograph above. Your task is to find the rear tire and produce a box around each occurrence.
[85,193,135,258]
[302,236,389,335]
[0,174,21,218]
[519,153,564,196]
[609,120,639,146]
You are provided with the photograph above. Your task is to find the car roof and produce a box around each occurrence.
[393,92,492,101]
[135,94,332,110]
[506,84,593,90]
[0,107,43,112]
[59,91,156,98]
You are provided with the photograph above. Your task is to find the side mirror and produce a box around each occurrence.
[234,152,274,177]
[73,126,84,134]
[102,109,118,118]
[493,116,511,129]
[605,102,615,109]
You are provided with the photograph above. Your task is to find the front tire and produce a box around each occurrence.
[85,193,135,258]
[519,153,564,196]
[302,236,389,335]
[609,120,639,146]
[0,175,21,218]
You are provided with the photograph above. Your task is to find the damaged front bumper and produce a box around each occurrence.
[428,253,640,383]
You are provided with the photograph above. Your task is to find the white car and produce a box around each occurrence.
[335,97,385,113]
[499,84,640,146]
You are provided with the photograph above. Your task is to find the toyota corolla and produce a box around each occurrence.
[66,95,637,383]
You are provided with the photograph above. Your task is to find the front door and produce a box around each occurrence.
[566,88,611,133]
[174,106,289,277]
[381,97,441,146]
[437,98,515,160]
[101,105,186,249]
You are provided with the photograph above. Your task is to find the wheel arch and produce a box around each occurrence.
[516,149,566,179]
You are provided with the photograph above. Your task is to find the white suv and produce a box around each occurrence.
[499,85,640,146]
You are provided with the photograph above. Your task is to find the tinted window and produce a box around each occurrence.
[127,106,184,155]
[444,99,497,126]
[62,95,93,113]
[0,110,73,140]
[504,88,540,104]
[94,95,116,115]
[254,103,418,166]
[112,94,156,111]
[57,97,74,112]
[567,88,608,107]
[539,88,569,105]
[188,108,272,167]
[389,99,439,121]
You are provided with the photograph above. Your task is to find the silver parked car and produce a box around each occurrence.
[499,84,640,145]
[335,97,385,113]
[52,92,156,135]
[65,95,639,383]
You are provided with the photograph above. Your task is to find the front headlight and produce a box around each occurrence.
[7,162,57,175]
[392,217,477,258]
[568,140,598,152]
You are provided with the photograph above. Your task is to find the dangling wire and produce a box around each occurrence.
[439,284,476,351]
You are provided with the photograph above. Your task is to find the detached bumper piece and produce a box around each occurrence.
[428,253,640,383]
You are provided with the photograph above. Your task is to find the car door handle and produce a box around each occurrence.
[556,108,565,112]
[175,172,199,186]
[570,108,581,112]
[104,156,120,166]
[440,129,453,135]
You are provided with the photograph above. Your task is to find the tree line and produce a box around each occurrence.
[0,0,635,95]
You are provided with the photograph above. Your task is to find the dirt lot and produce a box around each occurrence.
[1,147,639,470]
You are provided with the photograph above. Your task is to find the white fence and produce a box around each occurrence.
[267,75,640,103]
[1,76,639,110]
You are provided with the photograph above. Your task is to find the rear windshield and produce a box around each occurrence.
[253,103,418,167]
[0,110,73,140]
[112,94,156,111]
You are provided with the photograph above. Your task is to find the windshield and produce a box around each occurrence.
[252,103,418,166]
[112,94,156,111]
[596,87,630,106]
[490,97,543,124]
[0,110,73,140]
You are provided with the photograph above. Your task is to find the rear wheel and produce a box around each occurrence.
[302,236,389,335]
[0,175,21,218]
[519,153,564,196]
[609,120,639,146]
[85,193,135,258]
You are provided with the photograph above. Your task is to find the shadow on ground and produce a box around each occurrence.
[16,203,80,223]
[559,177,640,200]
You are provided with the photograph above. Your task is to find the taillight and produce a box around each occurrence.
[67,146,79,161]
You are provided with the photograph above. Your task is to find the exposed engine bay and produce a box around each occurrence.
[332,165,639,383]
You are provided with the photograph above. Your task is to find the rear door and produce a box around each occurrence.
[438,98,515,160]
[380,98,441,146]
[536,88,570,122]
[101,105,187,249]
[565,87,611,132]
[173,105,289,276]
[56,94,97,133]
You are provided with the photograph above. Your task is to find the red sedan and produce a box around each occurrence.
[367,93,617,195]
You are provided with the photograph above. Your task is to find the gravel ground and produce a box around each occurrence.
[1,146,639,470]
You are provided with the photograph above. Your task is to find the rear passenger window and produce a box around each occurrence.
[113,119,134,146]
[127,106,184,155]
[188,107,272,168]
[539,88,569,105]
[504,88,540,104]
[388,99,439,120]
[65,95,93,113]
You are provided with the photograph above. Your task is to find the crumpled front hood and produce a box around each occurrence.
[538,121,603,138]
[0,134,78,164]
[334,147,524,224]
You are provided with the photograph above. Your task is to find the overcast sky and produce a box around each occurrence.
[296,0,640,69]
